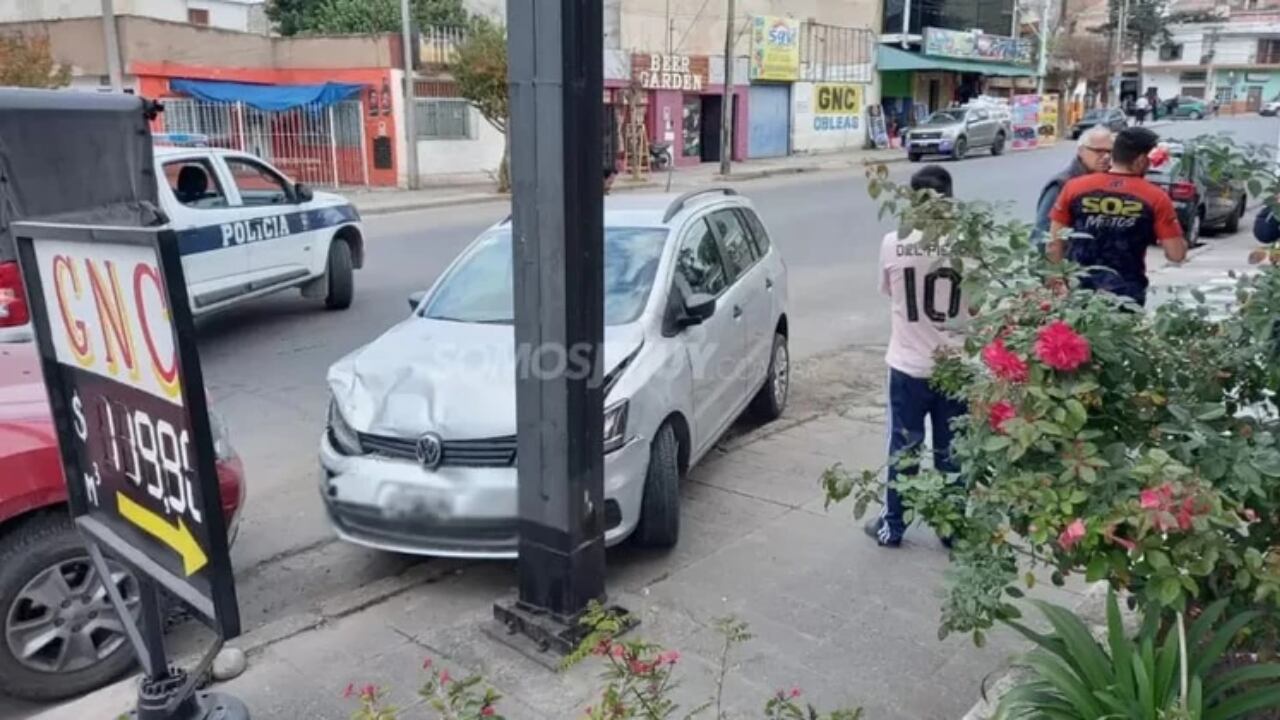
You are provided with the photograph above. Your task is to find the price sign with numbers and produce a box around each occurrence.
[13,222,240,638]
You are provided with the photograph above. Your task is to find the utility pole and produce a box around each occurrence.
[100,0,123,92]
[1111,0,1128,106]
[719,0,736,176]
[400,0,419,190]
[1036,0,1051,94]
[493,0,609,651]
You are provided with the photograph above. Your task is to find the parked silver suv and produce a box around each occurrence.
[319,189,790,558]
[904,107,1009,162]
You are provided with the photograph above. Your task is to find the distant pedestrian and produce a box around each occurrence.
[1048,126,1188,306]
[603,165,617,195]
[1033,126,1114,243]
[1135,96,1150,125]
[866,165,970,548]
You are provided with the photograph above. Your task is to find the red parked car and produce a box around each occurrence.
[0,342,246,701]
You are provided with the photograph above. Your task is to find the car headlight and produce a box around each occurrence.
[328,400,363,455]
[603,400,629,454]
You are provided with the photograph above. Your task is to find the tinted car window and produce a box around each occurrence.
[423,227,668,326]
[738,208,771,256]
[225,158,291,206]
[675,219,728,296]
[707,209,756,278]
[164,159,229,209]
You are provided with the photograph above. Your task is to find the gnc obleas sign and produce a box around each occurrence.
[16,223,239,637]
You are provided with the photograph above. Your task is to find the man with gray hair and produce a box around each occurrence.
[1033,125,1114,242]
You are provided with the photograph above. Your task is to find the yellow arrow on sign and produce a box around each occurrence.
[117,493,209,576]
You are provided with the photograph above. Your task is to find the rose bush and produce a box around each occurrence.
[823,137,1280,648]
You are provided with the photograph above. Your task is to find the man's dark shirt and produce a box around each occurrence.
[1050,172,1183,305]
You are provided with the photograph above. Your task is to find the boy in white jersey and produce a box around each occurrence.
[866,165,969,548]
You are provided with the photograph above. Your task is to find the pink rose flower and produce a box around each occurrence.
[988,401,1017,434]
[1058,518,1086,550]
[1035,320,1092,372]
[982,339,1030,383]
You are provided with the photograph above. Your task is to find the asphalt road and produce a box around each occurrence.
[9,115,1274,719]
[209,114,1279,596]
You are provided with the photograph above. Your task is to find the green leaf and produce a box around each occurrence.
[1146,549,1171,570]
[1196,406,1227,421]
[983,435,1013,452]
[1156,577,1182,606]
[1204,685,1280,720]
[1064,399,1088,431]
[1205,662,1280,703]
[1085,555,1109,582]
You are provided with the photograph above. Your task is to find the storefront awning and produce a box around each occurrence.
[169,79,364,111]
[877,46,1036,77]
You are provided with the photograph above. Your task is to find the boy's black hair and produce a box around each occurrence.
[1112,127,1160,165]
[910,165,953,198]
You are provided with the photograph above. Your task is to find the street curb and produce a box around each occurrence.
[957,581,1111,720]
[32,559,471,720]
[353,191,504,216]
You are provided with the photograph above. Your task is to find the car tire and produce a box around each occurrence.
[952,136,967,160]
[1189,110,1203,120]
[1187,209,1203,245]
[908,152,922,163]
[0,513,140,701]
[324,239,355,310]
[633,423,680,549]
[1224,196,1245,234]
[990,132,1006,156]
[750,332,790,422]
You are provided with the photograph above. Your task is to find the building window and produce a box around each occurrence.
[1259,39,1280,64]
[1159,43,1183,61]
[188,8,210,25]
[415,99,473,140]
[1178,70,1207,83]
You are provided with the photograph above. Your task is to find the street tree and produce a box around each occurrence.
[0,33,71,88]
[450,19,509,192]
[1054,34,1111,96]
[1092,0,1216,93]
[265,0,470,35]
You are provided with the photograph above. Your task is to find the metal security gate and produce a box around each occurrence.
[748,84,791,158]
[159,98,369,187]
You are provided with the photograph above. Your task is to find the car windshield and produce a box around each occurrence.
[925,109,967,124]
[422,227,669,326]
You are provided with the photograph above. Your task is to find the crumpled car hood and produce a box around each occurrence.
[328,318,644,439]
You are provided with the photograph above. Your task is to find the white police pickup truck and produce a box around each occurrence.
[155,144,364,314]
[0,143,363,342]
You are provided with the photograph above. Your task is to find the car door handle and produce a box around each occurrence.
[765,277,774,290]
[732,305,743,319]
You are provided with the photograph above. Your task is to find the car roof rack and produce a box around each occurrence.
[662,187,737,223]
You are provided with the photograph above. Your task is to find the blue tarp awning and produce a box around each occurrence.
[169,79,364,111]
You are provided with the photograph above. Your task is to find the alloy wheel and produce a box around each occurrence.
[772,341,790,407]
[5,557,139,674]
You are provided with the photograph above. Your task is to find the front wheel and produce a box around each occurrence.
[951,136,968,160]
[633,423,681,549]
[750,332,790,421]
[1186,210,1203,246]
[324,240,354,310]
[990,133,1006,156]
[908,152,922,163]
[0,514,141,701]
[1189,110,1203,120]
[1223,196,1245,233]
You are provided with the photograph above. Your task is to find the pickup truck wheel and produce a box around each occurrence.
[324,239,355,310]
[0,514,140,701]
[990,132,1006,156]
[951,137,967,160]
[633,423,681,549]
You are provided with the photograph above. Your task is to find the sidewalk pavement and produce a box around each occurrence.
[340,146,912,216]
[44,351,1094,720]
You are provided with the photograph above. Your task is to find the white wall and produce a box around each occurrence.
[415,107,505,186]
[1,0,261,31]
[791,80,877,153]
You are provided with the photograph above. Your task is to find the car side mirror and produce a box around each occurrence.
[295,182,314,203]
[680,293,716,327]
[408,290,426,311]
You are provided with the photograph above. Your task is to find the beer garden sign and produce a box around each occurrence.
[632,53,709,92]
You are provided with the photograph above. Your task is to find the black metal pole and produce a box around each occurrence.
[507,0,606,621]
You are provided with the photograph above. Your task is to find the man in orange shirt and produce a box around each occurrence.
[1048,127,1187,306]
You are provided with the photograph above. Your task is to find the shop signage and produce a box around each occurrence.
[632,54,708,92]
[867,105,889,149]
[923,27,1034,65]
[813,84,863,131]
[750,15,800,81]
[14,223,240,638]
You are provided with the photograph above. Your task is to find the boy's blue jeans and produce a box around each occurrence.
[881,368,967,542]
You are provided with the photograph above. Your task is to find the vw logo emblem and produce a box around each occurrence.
[416,432,443,470]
